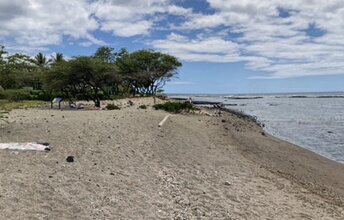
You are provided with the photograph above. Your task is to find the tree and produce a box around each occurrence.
[45,57,118,107]
[0,53,38,89]
[33,52,51,67]
[94,47,116,63]
[116,50,182,96]
[51,53,64,64]
[0,45,7,64]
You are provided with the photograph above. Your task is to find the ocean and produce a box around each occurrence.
[169,92,344,164]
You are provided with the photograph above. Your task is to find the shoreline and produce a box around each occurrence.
[208,106,344,205]
[0,98,343,218]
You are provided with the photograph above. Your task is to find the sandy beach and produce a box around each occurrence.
[0,97,344,219]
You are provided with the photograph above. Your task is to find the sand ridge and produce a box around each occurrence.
[0,98,343,219]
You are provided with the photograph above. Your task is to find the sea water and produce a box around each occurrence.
[170,93,344,164]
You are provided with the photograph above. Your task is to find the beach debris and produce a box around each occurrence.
[261,131,266,136]
[202,111,213,117]
[128,100,134,106]
[159,114,171,127]
[224,181,232,186]
[0,143,50,151]
[221,119,227,123]
[77,103,85,110]
[66,156,75,163]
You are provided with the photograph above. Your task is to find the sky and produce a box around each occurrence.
[1,0,344,94]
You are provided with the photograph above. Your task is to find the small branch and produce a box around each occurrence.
[158,114,171,127]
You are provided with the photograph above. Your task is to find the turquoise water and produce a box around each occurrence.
[170,93,344,164]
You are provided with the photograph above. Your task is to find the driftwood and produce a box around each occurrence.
[159,114,171,127]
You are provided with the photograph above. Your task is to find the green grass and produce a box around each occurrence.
[0,100,48,111]
[153,102,196,113]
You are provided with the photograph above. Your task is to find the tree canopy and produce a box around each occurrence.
[0,45,182,106]
[117,50,182,96]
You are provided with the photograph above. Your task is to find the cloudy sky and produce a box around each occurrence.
[1,0,344,94]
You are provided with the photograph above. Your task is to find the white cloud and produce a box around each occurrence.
[158,0,344,78]
[2,0,344,78]
[0,0,99,52]
[92,0,191,37]
[152,33,242,62]
[0,0,192,50]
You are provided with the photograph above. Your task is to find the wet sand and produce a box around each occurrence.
[0,98,343,219]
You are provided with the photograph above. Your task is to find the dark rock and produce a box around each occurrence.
[66,156,74,163]
[224,181,231,186]
[221,119,226,123]
[261,132,266,136]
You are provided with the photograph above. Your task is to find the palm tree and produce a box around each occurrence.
[34,52,51,67]
[51,53,64,64]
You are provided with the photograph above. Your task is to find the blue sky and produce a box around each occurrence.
[1,0,344,94]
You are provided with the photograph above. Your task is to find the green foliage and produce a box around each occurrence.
[0,100,47,111]
[28,90,59,101]
[116,49,182,96]
[45,57,118,107]
[94,47,117,63]
[106,103,120,110]
[51,53,64,64]
[0,89,32,101]
[139,104,147,109]
[0,45,182,104]
[153,102,195,113]
[34,52,51,67]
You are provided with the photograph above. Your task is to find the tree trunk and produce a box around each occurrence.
[94,99,100,108]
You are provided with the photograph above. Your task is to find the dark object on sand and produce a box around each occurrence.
[66,156,74,163]
[37,142,51,151]
[106,103,120,110]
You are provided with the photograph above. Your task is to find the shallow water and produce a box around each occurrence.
[170,93,344,164]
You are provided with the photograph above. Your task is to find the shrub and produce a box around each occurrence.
[0,89,32,102]
[139,104,147,109]
[153,102,195,113]
[106,103,120,110]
